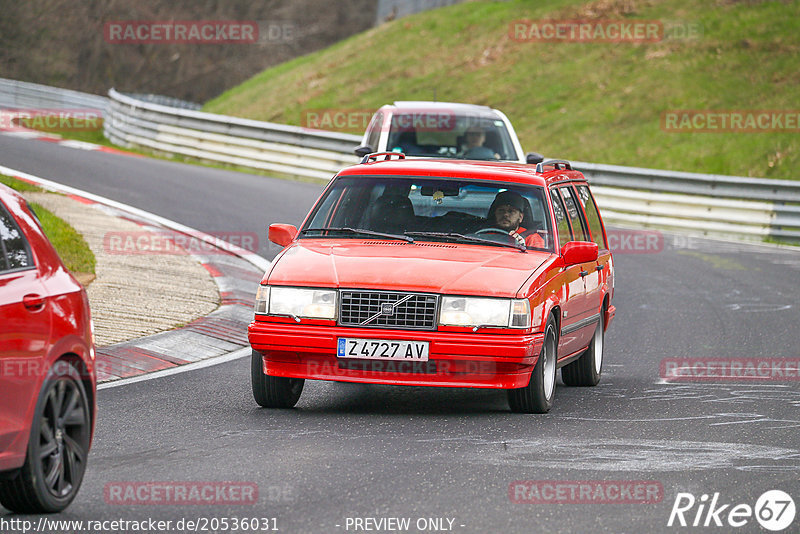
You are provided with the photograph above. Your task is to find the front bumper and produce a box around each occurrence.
[249,318,543,389]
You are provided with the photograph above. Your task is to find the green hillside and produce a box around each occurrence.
[204,0,800,180]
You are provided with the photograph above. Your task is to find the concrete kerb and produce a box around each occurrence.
[0,164,269,386]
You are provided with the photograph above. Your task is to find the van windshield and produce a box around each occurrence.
[386,113,519,161]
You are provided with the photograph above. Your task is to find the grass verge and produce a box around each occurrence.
[205,0,800,180]
[1,175,96,275]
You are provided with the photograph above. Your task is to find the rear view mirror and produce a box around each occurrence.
[354,145,373,158]
[268,224,298,247]
[561,241,598,265]
[526,152,544,165]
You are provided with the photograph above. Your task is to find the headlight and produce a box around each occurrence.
[261,286,337,320]
[439,296,530,329]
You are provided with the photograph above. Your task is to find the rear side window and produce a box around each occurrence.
[559,186,589,242]
[576,185,607,250]
[0,202,33,272]
[550,189,572,247]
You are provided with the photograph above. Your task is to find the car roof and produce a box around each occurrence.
[384,101,500,117]
[0,182,28,212]
[338,158,587,188]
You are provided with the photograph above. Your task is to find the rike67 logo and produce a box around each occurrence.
[668,490,795,531]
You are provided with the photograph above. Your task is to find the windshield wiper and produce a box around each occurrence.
[301,227,414,243]
[404,231,526,252]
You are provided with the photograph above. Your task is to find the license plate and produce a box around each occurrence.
[337,338,429,361]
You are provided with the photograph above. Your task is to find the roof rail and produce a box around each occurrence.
[360,151,406,164]
[535,159,572,174]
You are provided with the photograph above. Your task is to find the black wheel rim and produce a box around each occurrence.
[37,378,88,499]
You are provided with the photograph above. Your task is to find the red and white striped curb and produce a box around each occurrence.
[0,119,139,157]
[0,164,269,387]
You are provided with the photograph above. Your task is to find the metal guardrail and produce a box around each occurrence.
[104,88,359,180]
[103,89,800,242]
[0,77,108,114]
[1,79,797,243]
[573,163,800,241]
[122,93,202,111]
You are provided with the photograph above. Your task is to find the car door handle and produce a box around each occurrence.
[23,294,45,311]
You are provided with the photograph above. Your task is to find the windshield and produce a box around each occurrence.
[302,176,554,252]
[386,112,519,161]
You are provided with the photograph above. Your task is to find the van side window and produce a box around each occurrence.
[576,185,607,250]
[550,189,572,248]
[558,186,589,242]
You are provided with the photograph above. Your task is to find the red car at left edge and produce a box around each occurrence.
[0,183,96,513]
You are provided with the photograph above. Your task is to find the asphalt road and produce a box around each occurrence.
[1,135,799,533]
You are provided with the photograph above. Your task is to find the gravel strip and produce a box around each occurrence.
[25,192,219,346]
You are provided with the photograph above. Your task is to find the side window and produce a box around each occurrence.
[0,203,33,272]
[559,186,589,242]
[366,112,383,151]
[549,189,572,248]
[576,185,607,250]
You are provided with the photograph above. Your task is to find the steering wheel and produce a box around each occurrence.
[474,228,511,236]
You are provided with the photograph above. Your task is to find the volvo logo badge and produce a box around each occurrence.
[360,294,414,326]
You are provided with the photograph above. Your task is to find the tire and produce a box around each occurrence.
[251,350,304,408]
[562,310,604,387]
[508,317,557,413]
[0,361,91,513]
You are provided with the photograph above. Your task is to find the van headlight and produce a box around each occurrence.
[439,296,530,329]
[255,285,337,320]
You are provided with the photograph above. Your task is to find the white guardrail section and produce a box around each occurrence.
[2,79,798,243]
[104,88,800,242]
[0,77,109,113]
[104,89,359,181]
[574,162,800,242]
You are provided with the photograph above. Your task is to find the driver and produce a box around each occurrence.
[460,125,500,160]
[484,191,545,248]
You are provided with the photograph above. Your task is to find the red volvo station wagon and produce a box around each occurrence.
[249,155,615,413]
[0,184,96,512]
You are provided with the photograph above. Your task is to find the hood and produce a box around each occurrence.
[266,239,551,297]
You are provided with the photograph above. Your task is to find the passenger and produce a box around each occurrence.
[484,191,545,248]
[460,125,499,160]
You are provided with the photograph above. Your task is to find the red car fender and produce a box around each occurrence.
[605,305,616,330]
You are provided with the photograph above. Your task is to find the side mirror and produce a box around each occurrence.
[268,224,298,247]
[354,144,374,158]
[526,152,544,165]
[562,241,598,265]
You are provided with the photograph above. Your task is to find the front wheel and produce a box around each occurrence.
[508,318,557,413]
[0,362,92,513]
[562,310,604,387]
[251,350,304,408]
